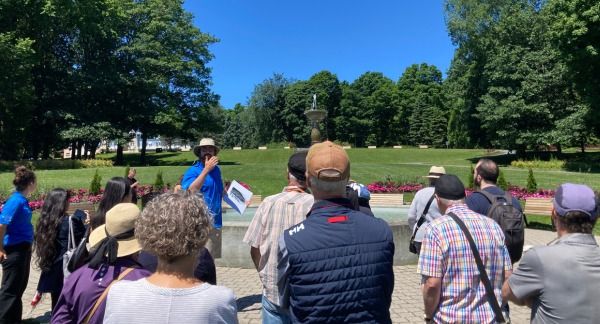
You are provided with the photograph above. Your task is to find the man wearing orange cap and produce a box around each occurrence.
[277,141,395,323]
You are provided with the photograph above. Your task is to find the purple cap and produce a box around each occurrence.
[553,183,598,218]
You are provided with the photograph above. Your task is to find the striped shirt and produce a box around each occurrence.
[418,204,511,324]
[243,186,314,305]
[103,279,238,324]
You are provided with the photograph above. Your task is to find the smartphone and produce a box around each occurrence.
[72,209,87,221]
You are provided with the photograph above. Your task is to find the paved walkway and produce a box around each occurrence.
[5,229,582,323]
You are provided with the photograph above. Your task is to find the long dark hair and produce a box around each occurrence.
[91,177,131,229]
[34,188,69,272]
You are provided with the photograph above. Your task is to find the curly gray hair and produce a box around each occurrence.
[136,192,213,262]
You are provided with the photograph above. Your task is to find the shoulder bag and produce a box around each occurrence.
[409,194,435,254]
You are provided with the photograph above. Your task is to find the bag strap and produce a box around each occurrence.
[67,216,75,251]
[83,267,135,324]
[447,212,505,323]
[411,194,436,239]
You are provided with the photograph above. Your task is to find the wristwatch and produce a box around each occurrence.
[424,314,433,323]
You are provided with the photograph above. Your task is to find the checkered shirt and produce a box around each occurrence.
[242,186,314,305]
[418,204,512,324]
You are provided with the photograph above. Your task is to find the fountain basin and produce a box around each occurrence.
[215,206,418,268]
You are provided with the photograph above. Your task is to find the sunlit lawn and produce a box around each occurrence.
[2,148,600,198]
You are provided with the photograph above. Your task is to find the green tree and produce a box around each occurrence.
[398,64,447,146]
[247,73,290,145]
[547,0,600,129]
[90,169,102,195]
[497,170,508,191]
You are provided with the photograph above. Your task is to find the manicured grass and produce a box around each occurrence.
[2,148,600,198]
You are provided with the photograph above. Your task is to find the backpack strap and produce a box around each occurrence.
[477,189,510,204]
[447,212,506,323]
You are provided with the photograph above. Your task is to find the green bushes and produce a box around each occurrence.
[467,165,475,189]
[89,169,102,195]
[510,158,565,170]
[153,170,164,190]
[0,159,113,171]
[497,170,508,190]
[526,168,537,193]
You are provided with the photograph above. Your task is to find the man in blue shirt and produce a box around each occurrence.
[181,138,224,258]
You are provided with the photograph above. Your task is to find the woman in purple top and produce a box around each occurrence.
[0,166,36,323]
[52,203,151,324]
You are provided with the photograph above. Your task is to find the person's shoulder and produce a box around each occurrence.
[203,284,236,301]
[111,277,142,292]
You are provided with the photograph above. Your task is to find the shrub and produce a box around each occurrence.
[153,170,164,191]
[526,168,537,193]
[497,170,508,191]
[468,165,475,189]
[89,169,102,195]
[124,166,130,178]
[510,158,565,170]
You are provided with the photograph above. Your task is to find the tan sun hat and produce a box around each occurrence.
[306,140,350,181]
[425,166,446,179]
[193,137,220,157]
[89,203,141,257]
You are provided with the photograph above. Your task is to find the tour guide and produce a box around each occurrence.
[182,138,224,258]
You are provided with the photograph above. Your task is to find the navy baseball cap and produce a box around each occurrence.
[553,183,598,219]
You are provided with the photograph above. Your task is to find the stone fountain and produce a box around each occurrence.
[304,94,327,145]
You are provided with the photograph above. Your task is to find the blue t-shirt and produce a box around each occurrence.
[0,191,33,247]
[465,186,523,216]
[181,161,223,228]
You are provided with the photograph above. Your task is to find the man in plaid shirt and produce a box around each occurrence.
[243,151,314,323]
[418,175,512,323]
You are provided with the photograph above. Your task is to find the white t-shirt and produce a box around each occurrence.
[103,278,238,324]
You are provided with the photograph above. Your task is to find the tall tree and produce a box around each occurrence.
[397,63,446,146]
[247,73,290,145]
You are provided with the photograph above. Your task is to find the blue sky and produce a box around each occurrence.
[183,1,455,109]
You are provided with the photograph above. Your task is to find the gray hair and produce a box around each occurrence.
[309,176,347,195]
[437,197,465,206]
[135,192,212,262]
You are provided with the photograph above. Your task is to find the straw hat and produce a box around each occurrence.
[89,203,141,257]
[193,138,220,157]
[424,166,446,179]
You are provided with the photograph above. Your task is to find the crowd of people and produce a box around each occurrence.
[0,138,598,323]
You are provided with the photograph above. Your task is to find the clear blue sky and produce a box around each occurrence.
[183,1,455,109]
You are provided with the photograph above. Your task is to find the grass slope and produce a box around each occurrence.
[2,148,600,197]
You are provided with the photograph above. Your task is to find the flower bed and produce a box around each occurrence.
[0,184,170,212]
[367,182,555,200]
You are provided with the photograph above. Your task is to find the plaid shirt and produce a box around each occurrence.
[243,186,314,305]
[418,204,511,324]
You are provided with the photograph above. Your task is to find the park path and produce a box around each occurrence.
[7,229,590,323]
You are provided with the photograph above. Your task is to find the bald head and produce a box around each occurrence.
[475,159,499,186]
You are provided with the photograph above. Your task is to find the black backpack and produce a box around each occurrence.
[477,190,525,263]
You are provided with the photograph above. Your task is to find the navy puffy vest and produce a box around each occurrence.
[282,199,395,323]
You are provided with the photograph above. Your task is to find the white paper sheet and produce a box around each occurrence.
[223,180,253,214]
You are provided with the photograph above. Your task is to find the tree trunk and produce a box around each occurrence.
[581,140,586,153]
[76,141,83,159]
[89,141,98,159]
[555,143,562,155]
[140,132,148,165]
[42,141,51,159]
[116,144,124,165]
[71,141,76,160]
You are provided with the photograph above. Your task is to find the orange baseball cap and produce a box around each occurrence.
[306,141,350,181]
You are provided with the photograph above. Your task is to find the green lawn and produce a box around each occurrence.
[2,148,600,197]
